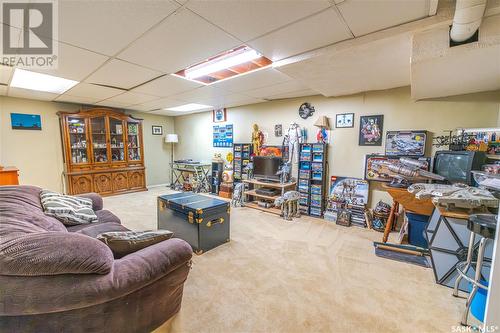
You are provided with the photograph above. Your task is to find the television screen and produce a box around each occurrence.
[434,153,470,183]
[253,156,281,181]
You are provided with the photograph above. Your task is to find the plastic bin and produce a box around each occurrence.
[407,212,430,248]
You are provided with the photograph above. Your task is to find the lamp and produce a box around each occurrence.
[314,116,330,129]
[165,134,179,188]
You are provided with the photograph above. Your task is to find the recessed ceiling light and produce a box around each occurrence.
[165,103,213,112]
[174,46,272,85]
[10,68,78,94]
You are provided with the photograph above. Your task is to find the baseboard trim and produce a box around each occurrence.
[147,183,170,189]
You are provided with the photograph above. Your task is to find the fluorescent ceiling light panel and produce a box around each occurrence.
[165,103,212,112]
[10,69,78,94]
[185,48,261,79]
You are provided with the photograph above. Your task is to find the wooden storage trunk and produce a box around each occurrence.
[158,193,230,254]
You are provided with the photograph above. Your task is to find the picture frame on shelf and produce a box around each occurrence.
[335,113,354,128]
[213,108,227,123]
[359,115,384,146]
[152,125,163,135]
[10,113,42,130]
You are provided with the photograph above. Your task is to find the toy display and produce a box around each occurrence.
[276,162,291,184]
[432,187,498,211]
[298,143,328,217]
[213,124,233,148]
[335,113,354,128]
[284,122,304,163]
[371,201,391,232]
[232,182,247,207]
[298,102,315,119]
[274,190,301,220]
[359,115,383,146]
[385,131,427,156]
[259,146,282,157]
[364,155,431,183]
[407,183,467,199]
[326,176,369,228]
[243,161,253,179]
[251,124,264,155]
[232,143,252,182]
[381,157,445,187]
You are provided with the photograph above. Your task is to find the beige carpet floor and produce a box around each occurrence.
[104,187,464,333]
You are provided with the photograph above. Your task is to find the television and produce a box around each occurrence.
[253,156,282,181]
[433,150,487,185]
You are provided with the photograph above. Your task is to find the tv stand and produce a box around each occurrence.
[242,179,296,215]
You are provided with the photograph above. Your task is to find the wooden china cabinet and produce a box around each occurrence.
[58,108,147,196]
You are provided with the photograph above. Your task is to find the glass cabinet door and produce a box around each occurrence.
[67,117,89,164]
[127,122,141,162]
[90,116,109,163]
[109,117,125,163]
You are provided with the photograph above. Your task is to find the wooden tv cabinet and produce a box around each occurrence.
[242,179,296,215]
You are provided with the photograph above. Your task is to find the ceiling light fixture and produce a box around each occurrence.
[10,69,78,94]
[173,46,272,85]
[165,103,213,112]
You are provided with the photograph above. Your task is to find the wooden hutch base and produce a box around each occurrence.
[59,108,147,196]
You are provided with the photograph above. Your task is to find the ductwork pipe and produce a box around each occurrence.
[450,0,487,42]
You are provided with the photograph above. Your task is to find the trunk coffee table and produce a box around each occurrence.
[158,192,230,254]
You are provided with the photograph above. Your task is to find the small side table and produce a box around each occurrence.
[0,166,19,185]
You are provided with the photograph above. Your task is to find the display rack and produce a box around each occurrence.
[298,143,328,217]
[233,143,253,182]
[211,161,224,194]
[242,179,296,215]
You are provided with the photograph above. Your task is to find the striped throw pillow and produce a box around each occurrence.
[40,190,98,225]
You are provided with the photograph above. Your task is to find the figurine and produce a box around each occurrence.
[232,182,246,207]
[381,157,445,188]
[276,162,291,184]
[243,161,253,179]
[284,122,303,163]
[407,183,467,199]
[274,190,301,220]
[251,124,264,156]
[432,187,498,211]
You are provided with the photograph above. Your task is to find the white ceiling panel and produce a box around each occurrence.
[132,74,202,97]
[117,8,241,73]
[248,8,352,61]
[101,91,160,106]
[58,0,180,56]
[172,85,231,104]
[337,0,430,37]
[244,80,311,99]
[95,100,131,108]
[130,97,189,112]
[265,89,318,100]
[0,85,7,96]
[86,59,162,90]
[34,42,109,81]
[277,33,412,97]
[212,68,292,93]
[64,83,124,100]
[186,0,331,41]
[54,95,100,105]
[0,65,13,85]
[8,87,58,101]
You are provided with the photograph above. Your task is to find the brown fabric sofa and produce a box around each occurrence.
[0,185,193,333]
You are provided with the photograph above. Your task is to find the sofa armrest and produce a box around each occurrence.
[76,192,103,211]
[0,238,193,316]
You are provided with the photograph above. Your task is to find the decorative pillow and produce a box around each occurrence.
[97,230,174,258]
[40,190,98,225]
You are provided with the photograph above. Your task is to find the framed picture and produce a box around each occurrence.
[364,154,430,182]
[335,113,354,128]
[274,124,282,137]
[385,130,427,156]
[359,115,384,146]
[10,113,42,130]
[213,124,233,147]
[213,108,227,123]
[152,125,163,135]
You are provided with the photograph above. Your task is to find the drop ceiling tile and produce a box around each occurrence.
[8,87,58,101]
[54,95,100,105]
[248,8,352,61]
[186,0,331,41]
[211,68,292,93]
[265,89,318,100]
[130,97,189,111]
[59,0,179,55]
[172,85,230,105]
[117,8,240,73]
[132,74,202,97]
[95,100,131,108]
[337,0,430,37]
[0,65,14,85]
[0,85,8,95]
[64,83,124,100]
[34,42,109,81]
[86,59,162,90]
[244,80,311,99]
[101,91,160,106]
[222,96,266,109]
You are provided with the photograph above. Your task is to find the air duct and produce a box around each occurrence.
[450,0,487,42]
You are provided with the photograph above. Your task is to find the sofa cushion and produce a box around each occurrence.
[76,222,130,238]
[66,210,122,233]
[40,190,98,225]
[97,230,174,258]
[0,232,113,276]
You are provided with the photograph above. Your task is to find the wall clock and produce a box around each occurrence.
[298,102,315,119]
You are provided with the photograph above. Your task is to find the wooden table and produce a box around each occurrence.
[0,166,19,185]
[382,184,434,243]
[242,179,296,215]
